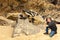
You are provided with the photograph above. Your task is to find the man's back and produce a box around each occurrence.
[48,21,57,31]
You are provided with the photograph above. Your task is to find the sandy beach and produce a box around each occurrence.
[0,24,60,40]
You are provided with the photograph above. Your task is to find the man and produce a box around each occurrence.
[44,17,57,37]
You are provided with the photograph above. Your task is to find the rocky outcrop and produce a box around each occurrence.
[0,16,16,26]
[12,12,45,37]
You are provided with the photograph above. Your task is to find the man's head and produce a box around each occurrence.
[46,17,52,23]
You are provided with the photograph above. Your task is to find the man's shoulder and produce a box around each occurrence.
[51,20,56,24]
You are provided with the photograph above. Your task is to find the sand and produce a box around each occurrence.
[0,24,60,40]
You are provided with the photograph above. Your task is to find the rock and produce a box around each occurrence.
[12,13,44,37]
[0,19,8,26]
[12,19,42,37]
[22,9,45,25]
[0,16,16,26]
[55,17,60,22]
[57,0,60,5]
[32,15,45,25]
[6,13,19,21]
[6,13,18,18]
[48,0,58,5]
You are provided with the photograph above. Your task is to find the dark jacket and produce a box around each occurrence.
[47,21,57,31]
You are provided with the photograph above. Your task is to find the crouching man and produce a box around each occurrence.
[44,17,57,37]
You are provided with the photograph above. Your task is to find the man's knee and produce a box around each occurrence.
[50,31,55,37]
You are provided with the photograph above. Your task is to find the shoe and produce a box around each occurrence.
[44,33,48,35]
[55,32,57,34]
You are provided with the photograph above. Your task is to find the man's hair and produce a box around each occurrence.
[46,17,52,21]
[46,17,52,24]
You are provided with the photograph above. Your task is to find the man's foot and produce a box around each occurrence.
[55,32,57,34]
[44,33,48,35]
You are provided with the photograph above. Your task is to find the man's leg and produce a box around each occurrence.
[55,28,57,34]
[46,27,49,33]
[44,27,49,34]
[50,31,55,37]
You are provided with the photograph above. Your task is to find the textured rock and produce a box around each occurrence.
[0,19,8,26]
[55,17,60,22]
[6,13,18,21]
[12,13,44,37]
[0,16,16,26]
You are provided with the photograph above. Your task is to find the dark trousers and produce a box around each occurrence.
[46,27,55,37]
